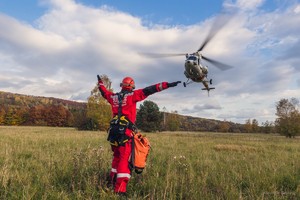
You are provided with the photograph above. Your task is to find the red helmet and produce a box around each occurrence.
[120,77,135,90]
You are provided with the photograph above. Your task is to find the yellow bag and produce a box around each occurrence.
[130,132,151,174]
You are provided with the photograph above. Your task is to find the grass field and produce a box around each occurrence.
[0,126,300,199]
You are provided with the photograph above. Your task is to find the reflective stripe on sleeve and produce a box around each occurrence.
[158,83,163,91]
[117,173,131,179]
[111,168,117,173]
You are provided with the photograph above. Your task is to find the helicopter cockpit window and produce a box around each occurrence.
[188,56,197,61]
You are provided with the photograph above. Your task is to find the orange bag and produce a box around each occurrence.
[130,132,151,174]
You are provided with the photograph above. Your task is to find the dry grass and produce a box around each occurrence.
[1,127,300,199]
[213,144,257,152]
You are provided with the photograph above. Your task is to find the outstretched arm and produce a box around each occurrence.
[97,75,112,98]
[143,81,181,96]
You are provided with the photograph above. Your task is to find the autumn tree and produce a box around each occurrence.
[275,98,300,138]
[218,120,230,132]
[45,105,73,127]
[28,105,47,126]
[85,74,112,130]
[0,107,5,125]
[136,100,162,132]
[243,119,252,133]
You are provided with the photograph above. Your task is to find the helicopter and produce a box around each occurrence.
[140,13,235,95]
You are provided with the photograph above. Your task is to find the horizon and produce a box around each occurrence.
[0,0,299,124]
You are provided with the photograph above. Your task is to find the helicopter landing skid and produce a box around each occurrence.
[203,79,213,85]
[183,79,193,87]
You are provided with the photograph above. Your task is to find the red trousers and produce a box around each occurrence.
[110,140,132,193]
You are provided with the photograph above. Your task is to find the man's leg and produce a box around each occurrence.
[114,141,132,193]
[109,146,119,187]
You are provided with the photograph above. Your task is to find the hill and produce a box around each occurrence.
[0,91,86,110]
[162,112,243,132]
[0,91,86,126]
[0,91,244,132]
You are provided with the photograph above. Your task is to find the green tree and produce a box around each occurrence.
[4,107,14,125]
[3,107,26,125]
[73,109,93,130]
[252,119,260,133]
[261,120,274,134]
[275,98,300,138]
[136,100,162,132]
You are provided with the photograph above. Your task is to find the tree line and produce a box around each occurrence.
[0,83,299,136]
[0,91,86,127]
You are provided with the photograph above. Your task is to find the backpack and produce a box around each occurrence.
[130,132,151,174]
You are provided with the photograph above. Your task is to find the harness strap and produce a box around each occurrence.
[117,92,124,119]
[110,115,137,133]
[107,91,138,146]
[116,91,137,132]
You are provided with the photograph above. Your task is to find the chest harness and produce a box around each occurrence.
[107,91,137,146]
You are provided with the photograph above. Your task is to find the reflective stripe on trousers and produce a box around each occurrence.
[117,173,131,179]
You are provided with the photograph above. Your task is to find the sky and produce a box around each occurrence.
[0,0,299,124]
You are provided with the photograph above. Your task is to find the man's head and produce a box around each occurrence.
[120,77,135,91]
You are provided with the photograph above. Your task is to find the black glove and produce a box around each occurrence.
[167,81,181,87]
[97,75,101,81]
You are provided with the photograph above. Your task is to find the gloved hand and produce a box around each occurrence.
[167,81,181,87]
[97,75,104,86]
[97,75,101,81]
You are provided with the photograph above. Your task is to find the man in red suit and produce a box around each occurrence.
[98,75,180,196]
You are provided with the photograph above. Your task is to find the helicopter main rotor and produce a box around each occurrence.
[197,13,234,52]
[139,12,235,71]
[140,52,234,71]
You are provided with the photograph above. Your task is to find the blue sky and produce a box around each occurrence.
[0,0,283,25]
[0,0,299,124]
[0,0,225,25]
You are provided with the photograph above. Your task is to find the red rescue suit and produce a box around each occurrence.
[98,81,171,193]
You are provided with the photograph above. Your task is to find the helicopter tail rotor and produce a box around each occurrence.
[202,87,215,91]
[202,87,215,97]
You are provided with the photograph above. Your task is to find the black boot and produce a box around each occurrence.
[106,175,116,188]
[116,192,128,199]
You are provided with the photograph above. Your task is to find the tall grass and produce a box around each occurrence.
[0,127,300,199]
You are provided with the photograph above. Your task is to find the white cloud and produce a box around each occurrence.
[295,5,300,13]
[0,0,299,124]
[224,0,265,11]
[237,0,265,10]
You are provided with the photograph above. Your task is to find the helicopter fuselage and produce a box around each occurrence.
[184,54,208,83]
